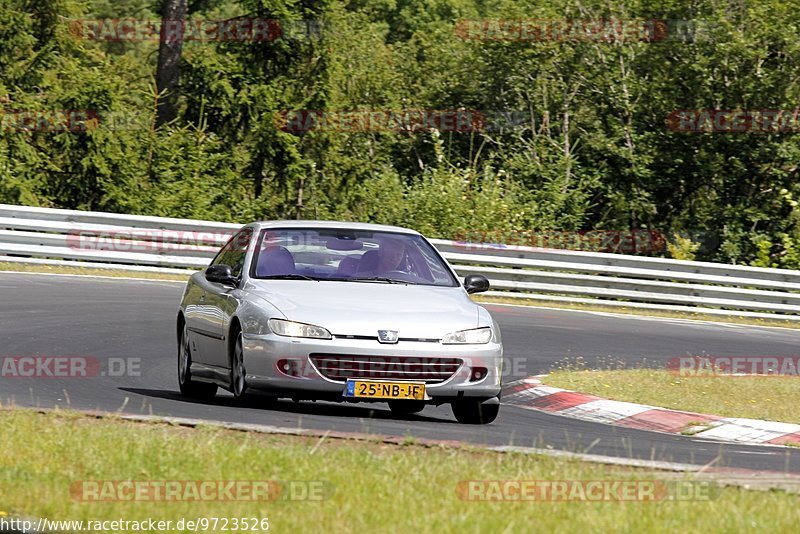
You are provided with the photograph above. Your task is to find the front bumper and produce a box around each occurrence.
[242,333,503,402]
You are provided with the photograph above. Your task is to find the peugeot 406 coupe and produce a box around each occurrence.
[177,221,503,424]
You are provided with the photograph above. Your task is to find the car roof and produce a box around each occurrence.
[251,220,421,235]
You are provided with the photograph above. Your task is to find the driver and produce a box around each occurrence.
[376,237,407,273]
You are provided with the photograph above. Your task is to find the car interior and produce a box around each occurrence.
[252,234,439,284]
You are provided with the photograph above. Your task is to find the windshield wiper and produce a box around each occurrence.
[260,274,320,281]
[347,276,417,285]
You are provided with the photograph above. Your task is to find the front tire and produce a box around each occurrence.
[178,324,218,399]
[451,399,500,424]
[230,330,247,399]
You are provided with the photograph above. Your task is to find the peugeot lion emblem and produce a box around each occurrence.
[377,330,399,344]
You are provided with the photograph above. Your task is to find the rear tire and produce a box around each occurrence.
[451,399,499,424]
[388,400,426,415]
[178,324,218,399]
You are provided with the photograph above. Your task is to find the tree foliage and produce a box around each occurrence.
[2,0,800,266]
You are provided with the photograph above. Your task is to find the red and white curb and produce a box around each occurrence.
[502,377,800,447]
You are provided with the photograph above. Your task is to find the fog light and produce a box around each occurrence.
[277,359,302,377]
[469,367,488,382]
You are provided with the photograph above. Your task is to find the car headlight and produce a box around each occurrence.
[268,319,332,340]
[441,327,492,344]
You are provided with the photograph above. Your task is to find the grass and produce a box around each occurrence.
[473,295,800,330]
[1,409,799,533]
[546,368,800,423]
[0,261,191,281]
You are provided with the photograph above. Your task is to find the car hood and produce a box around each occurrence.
[245,281,480,339]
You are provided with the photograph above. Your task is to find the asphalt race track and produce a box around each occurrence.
[3,272,800,473]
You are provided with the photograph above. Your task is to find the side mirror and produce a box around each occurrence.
[206,264,237,286]
[464,274,490,294]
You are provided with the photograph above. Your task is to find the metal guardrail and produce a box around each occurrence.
[1,203,799,320]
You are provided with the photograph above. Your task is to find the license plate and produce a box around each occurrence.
[344,380,426,400]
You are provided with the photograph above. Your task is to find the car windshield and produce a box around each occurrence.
[250,228,458,287]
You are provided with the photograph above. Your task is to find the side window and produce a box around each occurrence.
[210,228,253,278]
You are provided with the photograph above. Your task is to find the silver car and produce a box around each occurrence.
[177,221,503,424]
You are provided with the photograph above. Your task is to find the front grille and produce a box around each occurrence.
[309,354,463,384]
[333,334,440,343]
